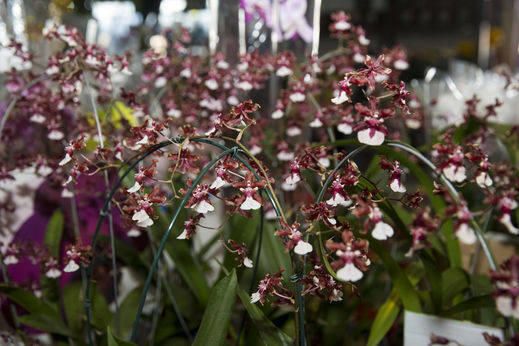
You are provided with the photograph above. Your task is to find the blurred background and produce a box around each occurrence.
[2,0,519,127]
[1,0,518,73]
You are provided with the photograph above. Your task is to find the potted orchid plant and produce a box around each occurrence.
[0,9,518,346]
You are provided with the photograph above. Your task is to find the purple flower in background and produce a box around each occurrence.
[240,0,313,43]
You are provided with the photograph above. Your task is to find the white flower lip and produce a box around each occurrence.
[243,257,253,268]
[276,66,293,77]
[357,128,385,146]
[240,197,261,210]
[372,221,394,240]
[271,109,284,119]
[46,268,62,278]
[59,153,72,166]
[334,20,351,31]
[442,164,466,183]
[193,200,215,214]
[390,179,406,193]
[455,222,477,244]
[64,260,80,273]
[133,209,154,227]
[331,92,348,105]
[127,181,141,193]
[337,263,363,282]
[337,123,353,135]
[294,241,313,255]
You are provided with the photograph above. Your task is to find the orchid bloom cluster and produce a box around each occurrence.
[1,240,62,279]
[1,10,519,343]
[490,255,519,319]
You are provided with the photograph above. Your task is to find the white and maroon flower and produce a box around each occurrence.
[369,207,394,240]
[282,161,302,191]
[44,258,62,279]
[455,208,477,244]
[177,214,204,240]
[326,178,352,207]
[498,196,518,234]
[276,142,294,161]
[379,157,406,193]
[442,150,466,183]
[490,255,519,319]
[327,231,370,283]
[286,124,302,137]
[30,113,46,124]
[274,221,313,255]
[232,173,266,211]
[132,209,154,227]
[204,78,218,90]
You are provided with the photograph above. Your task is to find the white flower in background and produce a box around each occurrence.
[192,200,215,214]
[371,221,394,240]
[63,259,79,273]
[127,181,141,193]
[337,262,363,282]
[357,128,385,146]
[455,222,477,244]
[443,163,466,183]
[205,79,218,90]
[243,257,253,268]
[271,109,284,119]
[289,91,306,103]
[294,240,313,255]
[132,209,154,227]
[276,65,293,77]
[59,153,72,166]
[30,113,46,124]
[48,130,64,141]
[475,171,493,188]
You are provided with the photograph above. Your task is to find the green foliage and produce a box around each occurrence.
[367,289,401,346]
[193,270,238,346]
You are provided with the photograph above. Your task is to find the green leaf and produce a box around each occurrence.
[369,240,422,312]
[442,267,469,306]
[443,295,495,316]
[420,252,442,314]
[18,313,75,337]
[63,282,83,333]
[0,284,58,317]
[367,289,401,346]
[193,270,238,346]
[90,282,112,331]
[117,286,142,339]
[237,288,293,346]
[44,209,64,258]
[107,326,138,346]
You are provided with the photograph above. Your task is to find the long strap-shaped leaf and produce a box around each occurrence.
[192,270,238,346]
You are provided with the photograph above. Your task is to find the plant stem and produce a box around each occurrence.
[148,232,193,343]
[83,70,120,333]
[84,141,174,345]
[130,147,237,342]
[235,204,265,346]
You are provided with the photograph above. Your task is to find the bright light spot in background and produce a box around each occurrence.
[158,0,187,27]
[92,1,142,47]
[150,35,168,55]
